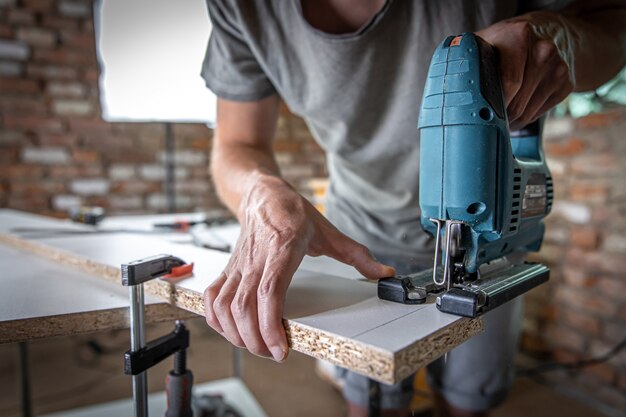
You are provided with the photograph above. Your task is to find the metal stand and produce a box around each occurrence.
[367,378,381,417]
[129,285,148,417]
[18,342,32,417]
[232,347,243,379]
[164,123,176,213]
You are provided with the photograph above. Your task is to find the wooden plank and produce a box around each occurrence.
[0,244,193,344]
[0,210,482,384]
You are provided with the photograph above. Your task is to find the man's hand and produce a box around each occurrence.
[477,16,574,130]
[203,172,395,362]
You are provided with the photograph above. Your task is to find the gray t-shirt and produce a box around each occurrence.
[202,0,568,265]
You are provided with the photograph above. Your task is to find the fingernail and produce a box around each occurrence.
[270,346,286,362]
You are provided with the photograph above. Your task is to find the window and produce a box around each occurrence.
[94,0,216,125]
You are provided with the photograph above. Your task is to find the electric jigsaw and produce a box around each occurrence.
[378,33,552,317]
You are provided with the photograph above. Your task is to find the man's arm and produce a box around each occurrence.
[478,0,626,130]
[204,96,395,362]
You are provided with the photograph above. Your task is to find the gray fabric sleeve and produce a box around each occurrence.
[201,0,276,101]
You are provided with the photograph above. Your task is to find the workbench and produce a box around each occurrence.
[0,209,482,385]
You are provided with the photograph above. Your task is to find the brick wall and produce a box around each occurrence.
[0,0,326,217]
[0,0,624,411]
[523,109,626,408]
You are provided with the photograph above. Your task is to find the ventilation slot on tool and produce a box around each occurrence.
[510,169,522,232]
[546,176,554,212]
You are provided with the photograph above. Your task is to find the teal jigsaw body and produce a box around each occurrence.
[418,34,553,273]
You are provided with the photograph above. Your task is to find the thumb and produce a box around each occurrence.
[331,236,396,280]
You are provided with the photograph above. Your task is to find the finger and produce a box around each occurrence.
[203,272,227,334]
[213,272,246,348]
[530,82,573,123]
[257,245,305,362]
[498,27,532,107]
[507,39,557,125]
[231,270,272,358]
[512,65,571,129]
[326,232,396,279]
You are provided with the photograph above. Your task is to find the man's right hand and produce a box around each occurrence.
[203,172,395,362]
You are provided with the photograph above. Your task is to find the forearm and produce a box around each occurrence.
[210,94,290,220]
[516,4,626,92]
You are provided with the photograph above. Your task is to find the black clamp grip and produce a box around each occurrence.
[124,322,190,375]
[121,254,186,286]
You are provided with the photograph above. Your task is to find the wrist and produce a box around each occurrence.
[237,171,294,220]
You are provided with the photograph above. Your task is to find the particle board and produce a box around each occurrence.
[0,244,193,344]
[0,210,482,384]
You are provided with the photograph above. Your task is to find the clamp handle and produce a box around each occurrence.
[122,254,187,286]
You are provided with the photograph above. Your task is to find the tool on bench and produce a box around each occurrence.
[154,217,235,232]
[122,254,195,417]
[378,33,551,317]
[69,206,106,225]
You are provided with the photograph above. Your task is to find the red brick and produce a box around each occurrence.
[566,248,626,274]
[111,181,160,194]
[520,332,549,354]
[529,243,564,265]
[562,267,597,288]
[16,27,57,47]
[42,16,80,31]
[67,117,112,134]
[11,181,65,195]
[582,363,616,385]
[33,48,95,66]
[59,31,94,49]
[46,80,86,97]
[569,228,601,250]
[618,371,626,392]
[172,123,210,138]
[597,276,626,302]
[189,138,211,150]
[546,324,586,352]
[38,133,77,146]
[0,164,44,179]
[0,146,18,162]
[555,286,618,318]
[0,77,40,94]
[576,111,623,129]
[562,309,600,335]
[72,149,99,163]
[7,9,35,25]
[48,165,102,177]
[46,165,80,177]
[544,137,585,157]
[23,0,55,12]
[7,195,48,211]
[3,115,63,132]
[0,96,47,114]
[552,348,581,363]
[0,24,13,38]
[569,183,609,204]
[82,19,94,34]
[570,155,618,177]
[83,67,99,83]
[27,63,78,80]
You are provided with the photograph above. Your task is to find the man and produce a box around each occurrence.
[200,1,625,416]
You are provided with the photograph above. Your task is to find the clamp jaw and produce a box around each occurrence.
[122,254,188,286]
